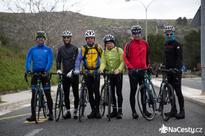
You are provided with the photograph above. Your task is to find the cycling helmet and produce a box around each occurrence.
[131,25,142,35]
[62,30,72,37]
[84,30,95,38]
[103,34,115,44]
[164,25,175,33]
[35,31,47,39]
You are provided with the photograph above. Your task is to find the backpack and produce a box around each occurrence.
[81,44,102,70]
[82,44,101,60]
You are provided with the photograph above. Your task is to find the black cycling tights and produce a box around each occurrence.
[62,75,79,110]
[167,73,184,111]
[110,74,123,111]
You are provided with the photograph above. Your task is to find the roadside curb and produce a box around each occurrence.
[0,99,30,114]
[0,86,57,115]
[152,78,205,107]
[183,96,205,107]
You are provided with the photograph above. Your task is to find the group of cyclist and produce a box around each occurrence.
[25,24,185,122]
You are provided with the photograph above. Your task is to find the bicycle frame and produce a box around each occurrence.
[144,70,156,104]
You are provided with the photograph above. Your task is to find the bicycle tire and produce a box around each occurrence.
[61,91,66,119]
[33,90,39,124]
[107,85,112,121]
[99,85,106,117]
[78,88,86,122]
[78,99,85,122]
[161,83,175,121]
[42,95,48,118]
[55,88,62,121]
[37,90,46,122]
[137,82,156,121]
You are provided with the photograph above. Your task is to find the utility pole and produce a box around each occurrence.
[201,0,205,95]
[125,0,155,41]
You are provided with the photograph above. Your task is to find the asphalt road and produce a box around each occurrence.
[0,75,205,136]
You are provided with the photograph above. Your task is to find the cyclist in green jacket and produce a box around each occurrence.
[100,34,125,119]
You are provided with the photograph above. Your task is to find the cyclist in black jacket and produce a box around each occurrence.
[56,31,79,119]
[163,25,185,119]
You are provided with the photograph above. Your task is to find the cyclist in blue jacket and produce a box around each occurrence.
[25,31,54,121]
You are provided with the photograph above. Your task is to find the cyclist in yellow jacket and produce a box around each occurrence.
[74,30,103,119]
[100,34,125,119]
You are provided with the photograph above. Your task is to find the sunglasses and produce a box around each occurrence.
[63,36,71,39]
[36,37,45,40]
[166,33,173,36]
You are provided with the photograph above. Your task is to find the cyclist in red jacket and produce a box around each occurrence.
[123,25,150,119]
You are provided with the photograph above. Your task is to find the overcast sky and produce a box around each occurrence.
[0,0,201,19]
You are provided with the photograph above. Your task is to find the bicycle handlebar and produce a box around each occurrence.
[24,72,44,82]
[156,67,181,77]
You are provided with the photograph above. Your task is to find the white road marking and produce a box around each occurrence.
[24,128,43,136]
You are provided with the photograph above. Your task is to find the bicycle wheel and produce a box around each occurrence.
[78,88,86,122]
[161,83,175,121]
[37,90,46,121]
[61,91,66,119]
[107,85,112,121]
[137,82,157,121]
[33,90,40,124]
[55,88,63,121]
[42,94,48,118]
[99,85,106,117]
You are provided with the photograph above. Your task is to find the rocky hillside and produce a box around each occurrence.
[0,11,193,50]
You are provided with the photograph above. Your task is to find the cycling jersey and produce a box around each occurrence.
[75,44,102,74]
[25,44,53,73]
[123,39,149,69]
[100,47,125,73]
[164,40,183,70]
[56,44,78,74]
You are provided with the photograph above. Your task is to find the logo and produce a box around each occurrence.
[159,124,168,134]
[159,124,203,134]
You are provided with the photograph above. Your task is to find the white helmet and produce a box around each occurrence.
[103,34,115,43]
[164,25,175,33]
[131,25,142,34]
[84,30,95,38]
[62,30,72,37]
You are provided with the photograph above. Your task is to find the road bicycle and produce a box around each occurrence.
[137,69,157,121]
[99,72,112,121]
[50,73,66,122]
[156,66,177,121]
[78,73,88,122]
[25,72,48,124]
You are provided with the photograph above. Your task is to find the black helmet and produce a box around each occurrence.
[103,34,115,44]
[35,31,47,39]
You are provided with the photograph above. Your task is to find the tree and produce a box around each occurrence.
[183,30,200,70]
[182,17,188,25]
[176,17,183,25]
[147,34,165,64]
[176,17,187,25]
